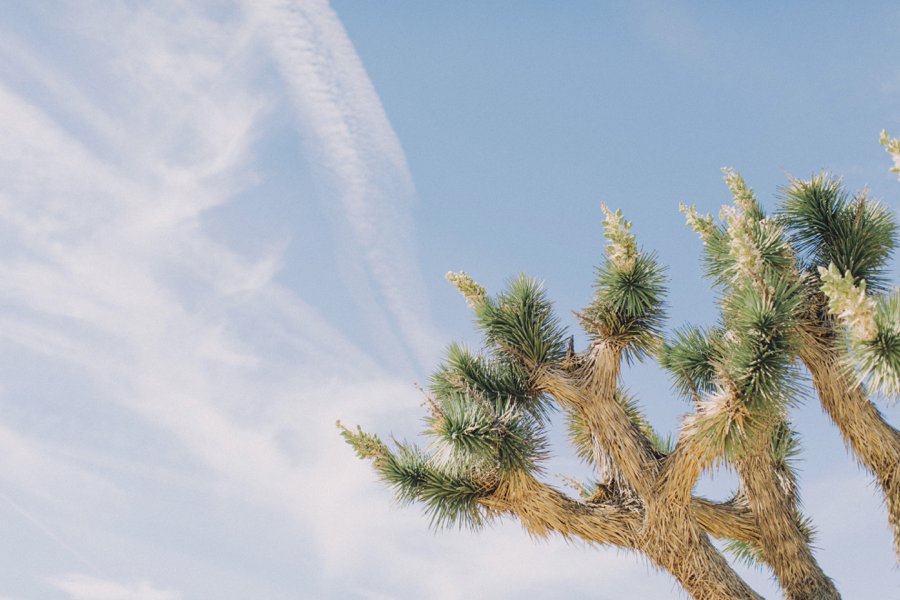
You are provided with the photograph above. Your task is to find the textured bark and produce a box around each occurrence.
[483,475,762,599]
[534,359,764,598]
[643,523,763,600]
[481,475,643,548]
[803,340,900,558]
[691,496,761,547]
[736,450,840,600]
[540,346,660,497]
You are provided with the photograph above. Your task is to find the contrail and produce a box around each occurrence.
[0,491,99,573]
[247,0,443,370]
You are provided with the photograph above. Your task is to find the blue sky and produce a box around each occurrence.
[0,1,897,598]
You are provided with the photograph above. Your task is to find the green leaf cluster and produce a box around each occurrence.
[719,278,804,412]
[475,274,567,369]
[848,291,900,398]
[659,326,722,400]
[430,342,551,422]
[580,252,668,361]
[378,443,493,529]
[780,174,897,292]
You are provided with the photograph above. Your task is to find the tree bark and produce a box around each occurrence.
[642,504,763,600]
[691,496,761,547]
[735,450,840,599]
[484,475,762,599]
[802,341,900,558]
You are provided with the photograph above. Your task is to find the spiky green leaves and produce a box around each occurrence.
[666,278,804,464]
[703,213,794,289]
[862,292,900,398]
[683,169,795,291]
[428,392,548,474]
[580,205,668,359]
[720,277,804,410]
[378,443,493,529]
[338,422,493,529]
[817,265,900,399]
[580,252,667,361]
[428,344,551,475]
[724,538,766,569]
[674,172,805,452]
[779,174,897,292]
[475,274,567,369]
[660,326,722,400]
[344,273,562,530]
[782,174,899,400]
[844,291,900,400]
[430,343,550,421]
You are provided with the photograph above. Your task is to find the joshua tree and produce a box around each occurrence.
[340,136,900,599]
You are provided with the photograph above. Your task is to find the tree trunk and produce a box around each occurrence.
[486,476,763,599]
[642,509,763,600]
[802,342,900,558]
[735,451,840,599]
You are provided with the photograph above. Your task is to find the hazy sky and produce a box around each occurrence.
[0,1,898,598]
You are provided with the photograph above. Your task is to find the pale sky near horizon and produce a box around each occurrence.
[0,1,898,599]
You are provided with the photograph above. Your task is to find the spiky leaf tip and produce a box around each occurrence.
[600,203,639,272]
[476,274,567,369]
[848,290,900,400]
[446,271,487,308]
[428,391,548,475]
[779,174,897,292]
[378,442,493,530]
[338,421,389,462]
[659,326,723,400]
[580,252,668,361]
[679,203,718,243]
[723,538,766,570]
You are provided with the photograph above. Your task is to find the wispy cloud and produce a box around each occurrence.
[50,574,179,600]
[0,1,438,596]
[244,0,443,370]
[0,2,689,599]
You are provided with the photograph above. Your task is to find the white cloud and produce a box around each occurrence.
[50,574,179,600]
[244,0,443,369]
[0,2,769,599]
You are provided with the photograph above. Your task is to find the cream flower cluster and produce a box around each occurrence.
[818,263,877,342]
[720,204,764,280]
[722,167,758,213]
[881,129,900,180]
[600,202,638,272]
[679,203,716,243]
[445,271,486,308]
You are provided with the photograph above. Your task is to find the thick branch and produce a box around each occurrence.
[736,447,840,599]
[657,433,713,507]
[657,389,741,507]
[539,346,660,497]
[691,496,761,547]
[482,474,762,600]
[479,473,642,548]
[802,335,900,558]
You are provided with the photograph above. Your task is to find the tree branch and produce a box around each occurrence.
[538,347,660,497]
